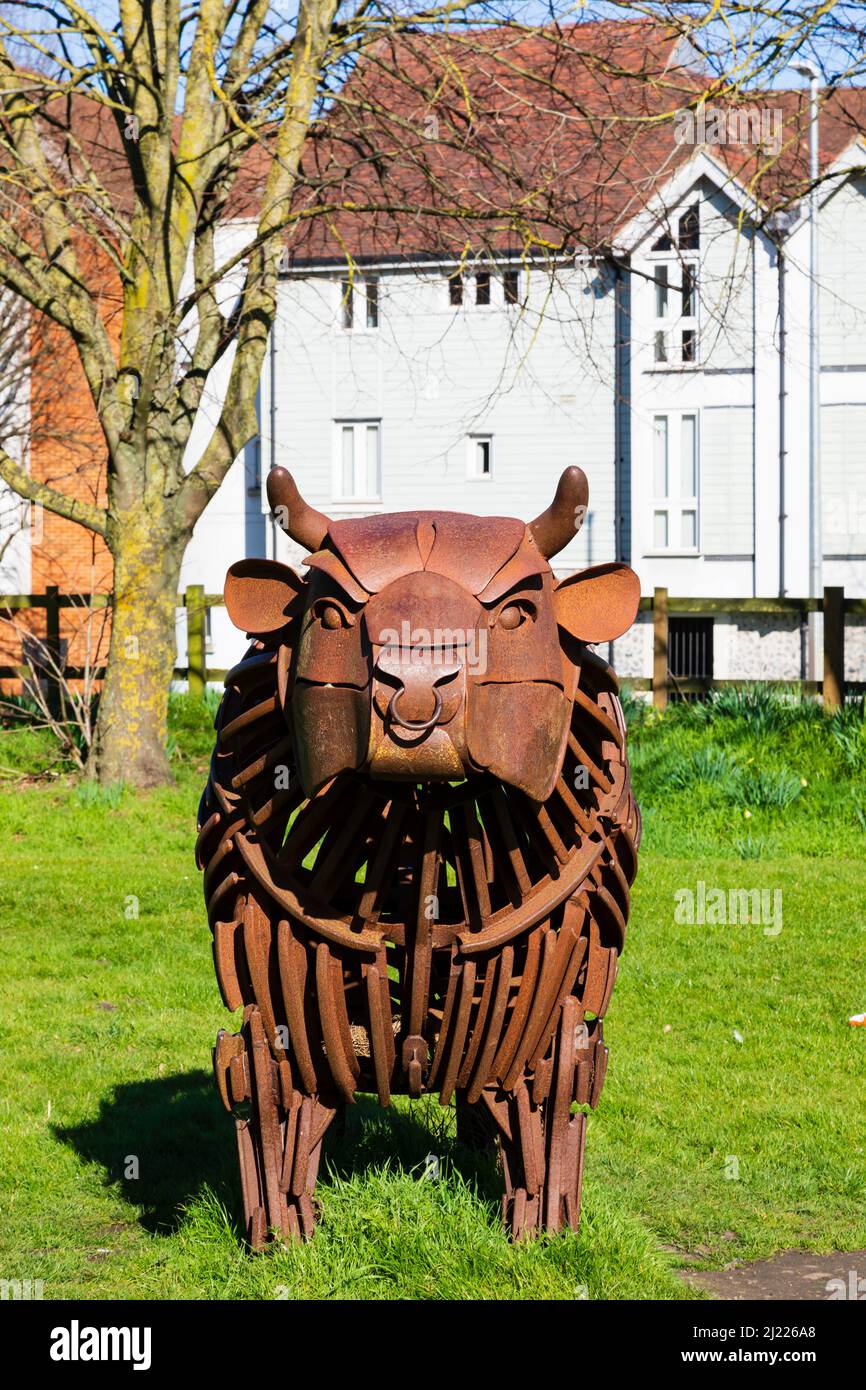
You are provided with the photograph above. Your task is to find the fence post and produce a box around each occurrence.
[823,585,844,712]
[652,587,669,712]
[44,584,62,720]
[186,585,207,698]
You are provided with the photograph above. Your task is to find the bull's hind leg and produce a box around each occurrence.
[213,1006,339,1248]
[474,995,608,1240]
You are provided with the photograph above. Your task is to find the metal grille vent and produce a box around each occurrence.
[669,617,714,681]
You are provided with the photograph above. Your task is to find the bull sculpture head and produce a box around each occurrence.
[224,466,639,804]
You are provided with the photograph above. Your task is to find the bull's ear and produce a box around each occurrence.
[224,559,306,636]
[554,562,640,643]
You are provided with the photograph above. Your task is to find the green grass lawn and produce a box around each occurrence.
[1,689,864,1300]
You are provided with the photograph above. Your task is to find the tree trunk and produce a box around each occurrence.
[93,516,186,787]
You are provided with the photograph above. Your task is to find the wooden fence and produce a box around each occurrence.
[1,583,864,712]
[0,584,227,701]
[636,586,866,712]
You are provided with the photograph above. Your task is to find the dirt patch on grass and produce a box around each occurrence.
[683,1249,866,1301]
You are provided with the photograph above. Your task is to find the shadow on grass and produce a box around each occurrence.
[55,1070,240,1237]
[55,1073,501,1239]
[325,1094,502,1207]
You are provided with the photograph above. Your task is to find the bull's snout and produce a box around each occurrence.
[363,573,481,780]
[367,644,467,781]
[374,647,463,733]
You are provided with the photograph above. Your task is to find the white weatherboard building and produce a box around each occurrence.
[179,142,866,687]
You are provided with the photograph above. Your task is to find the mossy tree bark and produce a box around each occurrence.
[94,510,189,786]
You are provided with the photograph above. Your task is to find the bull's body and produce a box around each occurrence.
[198,468,640,1245]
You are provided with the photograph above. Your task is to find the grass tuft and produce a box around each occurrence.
[73,779,126,809]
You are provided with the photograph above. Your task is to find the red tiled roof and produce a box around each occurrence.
[284,18,703,260]
[6,20,866,266]
[281,21,866,263]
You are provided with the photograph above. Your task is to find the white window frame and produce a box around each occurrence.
[363,276,379,329]
[648,410,700,555]
[446,268,503,310]
[474,269,492,308]
[466,433,493,481]
[447,270,464,308]
[338,277,380,332]
[649,254,699,366]
[333,419,382,503]
[647,204,700,368]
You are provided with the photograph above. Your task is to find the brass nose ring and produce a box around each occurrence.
[387,685,443,731]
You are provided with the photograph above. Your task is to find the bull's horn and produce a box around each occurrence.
[267,468,330,551]
[528,466,589,559]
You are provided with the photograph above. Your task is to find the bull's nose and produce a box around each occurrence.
[374,650,463,730]
[387,685,442,732]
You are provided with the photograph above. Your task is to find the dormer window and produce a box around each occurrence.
[678,204,700,251]
[651,202,700,365]
[652,202,700,254]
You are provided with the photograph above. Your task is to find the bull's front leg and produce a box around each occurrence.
[504,995,587,1240]
[470,991,610,1240]
[213,1005,340,1247]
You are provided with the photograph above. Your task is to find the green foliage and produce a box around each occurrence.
[681,683,822,738]
[618,685,655,732]
[1,691,43,720]
[732,767,803,811]
[628,686,865,859]
[667,746,740,794]
[731,832,771,860]
[0,692,94,777]
[175,686,220,724]
[73,779,126,809]
[829,699,866,772]
[166,689,220,765]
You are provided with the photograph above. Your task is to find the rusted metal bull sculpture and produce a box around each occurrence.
[198,466,641,1246]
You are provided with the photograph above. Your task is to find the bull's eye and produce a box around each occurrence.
[499,600,535,630]
[312,598,353,630]
[320,603,343,630]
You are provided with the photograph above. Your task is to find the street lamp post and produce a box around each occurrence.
[793,59,822,682]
